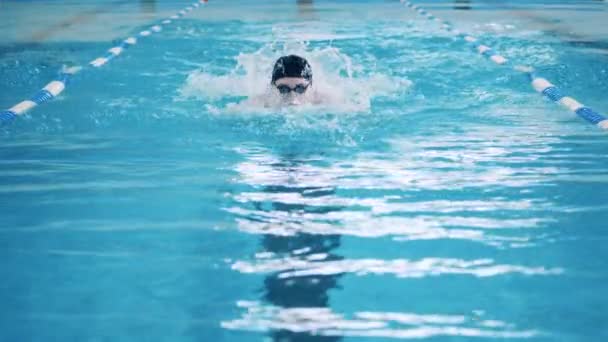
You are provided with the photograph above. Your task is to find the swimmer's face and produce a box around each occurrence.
[274,77,311,104]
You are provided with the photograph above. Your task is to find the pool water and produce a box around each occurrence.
[1,0,608,341]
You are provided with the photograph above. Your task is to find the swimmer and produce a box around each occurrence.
[268,55,322,106]
[237,54,326,109]
[271,55,313,106]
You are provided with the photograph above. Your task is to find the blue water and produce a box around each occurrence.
[1,0,608,341]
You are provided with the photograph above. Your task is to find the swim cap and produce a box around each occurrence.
[271,55,313,84]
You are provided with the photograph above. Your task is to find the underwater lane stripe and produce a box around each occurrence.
[56,72,72,84]
[576,107,605,125]
[0,110,17,122]
[401,0,608,130]
[108,46,124,56]
[542,86,564,102]
[490,55,508,65]
[531,78,553,92]
[43,81,66,96]
[558,97,583,112]
[30,90,54,104]
[10,100,37,114]
[1,0,208,124]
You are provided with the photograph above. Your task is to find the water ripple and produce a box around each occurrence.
[232,256,563,279]
[229,210,544,248]
[222,301,540,339]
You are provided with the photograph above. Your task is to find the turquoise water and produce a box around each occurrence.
[1,0,608,341]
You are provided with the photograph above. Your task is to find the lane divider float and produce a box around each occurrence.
[0,0,208,124]
[401,0,608,130]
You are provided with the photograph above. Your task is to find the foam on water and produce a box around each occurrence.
[180,41,412,115]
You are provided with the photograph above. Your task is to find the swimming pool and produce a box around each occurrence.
[1,0,608,340]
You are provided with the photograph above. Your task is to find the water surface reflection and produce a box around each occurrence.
[234,150,344,341]
[222,136,565,339]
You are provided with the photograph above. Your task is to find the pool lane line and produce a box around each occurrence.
[401,0,608,131]
[0,0,209,124]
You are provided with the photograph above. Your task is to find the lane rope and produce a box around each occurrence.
[0,0,208,124]
[401,0,608,130]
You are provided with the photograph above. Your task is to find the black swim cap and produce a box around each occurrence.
[271,55,312,84]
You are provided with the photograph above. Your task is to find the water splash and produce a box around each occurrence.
[179,42,412,114]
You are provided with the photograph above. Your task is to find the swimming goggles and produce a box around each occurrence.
[276,83,310,94]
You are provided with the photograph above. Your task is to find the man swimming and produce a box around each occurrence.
[237,53,327,109]
[270,55,314,106]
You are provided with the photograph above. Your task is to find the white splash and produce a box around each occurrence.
[179,42,411,114]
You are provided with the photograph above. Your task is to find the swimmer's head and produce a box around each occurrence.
[271,55,312,100]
